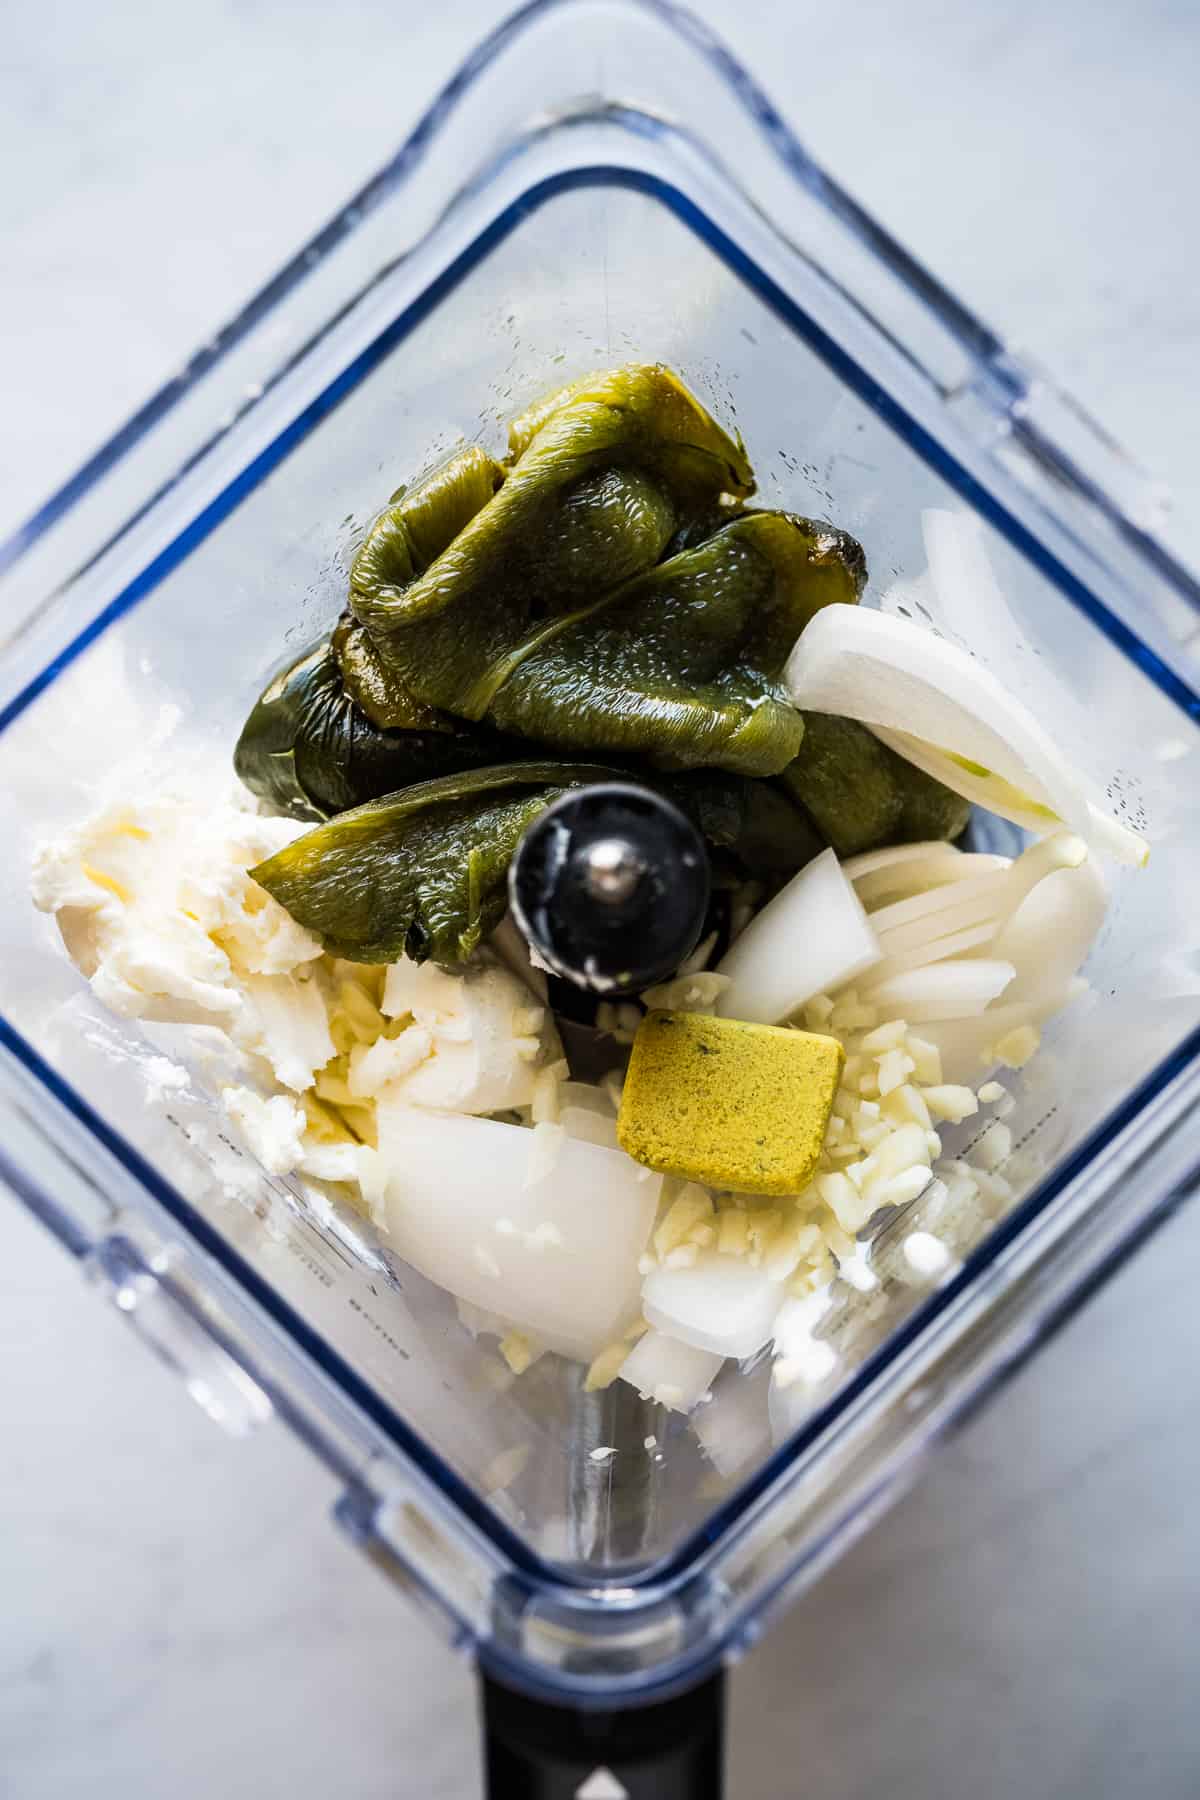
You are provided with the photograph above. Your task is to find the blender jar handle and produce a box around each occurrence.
[480,1669,726,1799]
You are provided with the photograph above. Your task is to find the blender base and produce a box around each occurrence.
[481,1669,726,1799]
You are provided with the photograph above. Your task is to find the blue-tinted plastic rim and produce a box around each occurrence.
[4,164,1200,1616]
[6,0,1199,623]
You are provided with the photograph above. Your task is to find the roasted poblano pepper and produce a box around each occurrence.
[239,363,967,964]
[249,756,823,967]
[348,365,755,725]
[485,510,865,774]
[251,762,652,965]
[780,712,969,856]
[332,614,447,733]
[233,639,516,822]
[337,444,505,727]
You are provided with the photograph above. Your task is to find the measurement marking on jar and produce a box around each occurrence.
[348,1296,410,1359]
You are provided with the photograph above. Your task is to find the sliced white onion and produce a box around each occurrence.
[867,834,1086,959]
[869,870,1009,953]
[619,1331,725,1413]
[641,1249,788,1359]
[861,959,1016,1023]
[850,846,1009,910]
[785,606,1148,865]
[841,840,964,884]
[991,856,1108,1004]
[717,847,881,1025]
[371,1102,659,1360]
[861,920,999,988]
[919,983,1082,1083]
[879,724,1144,869]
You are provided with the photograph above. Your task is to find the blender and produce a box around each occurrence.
[2,3,1199,1793]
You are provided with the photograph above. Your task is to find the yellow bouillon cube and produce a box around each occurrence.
[618,1011,844,1196]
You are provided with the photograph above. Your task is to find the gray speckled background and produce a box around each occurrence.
[2,3,1199,1796]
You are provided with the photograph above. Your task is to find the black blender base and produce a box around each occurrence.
[480,1669,726,1799]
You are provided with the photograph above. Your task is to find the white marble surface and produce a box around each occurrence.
[2,2,1199,1796]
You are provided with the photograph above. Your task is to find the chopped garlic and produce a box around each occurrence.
[831,995,878,1033]
[993,1024,1040,1068]
[584,1341,630,1391]
[923,1084,979,1124]
[818,1211,855,1261]
[746,1207,782,1262]
[641,971,731,1013]
[861,1123,929,1192]
[906,1034,943,1086]
[868,1165,932,1210]
[881,1083,932,1131]
[973,1121,1012,1172]
[499,1330,538,1375]
[817,1170,870,1234]
[717,1209,750,1257]
[763,1217,822,1281]
[654,1187,714,1258]
[902,1231,953,1278]
[859,1018,909,1053]
[337,979,387,1041]
[876,1048,915,1095]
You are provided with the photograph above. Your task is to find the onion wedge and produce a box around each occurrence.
[860,959,1016,1022]
[717,847,881,1025]
[785,607,1148,866]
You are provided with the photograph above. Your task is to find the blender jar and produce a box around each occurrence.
[2,3,1199,1792]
